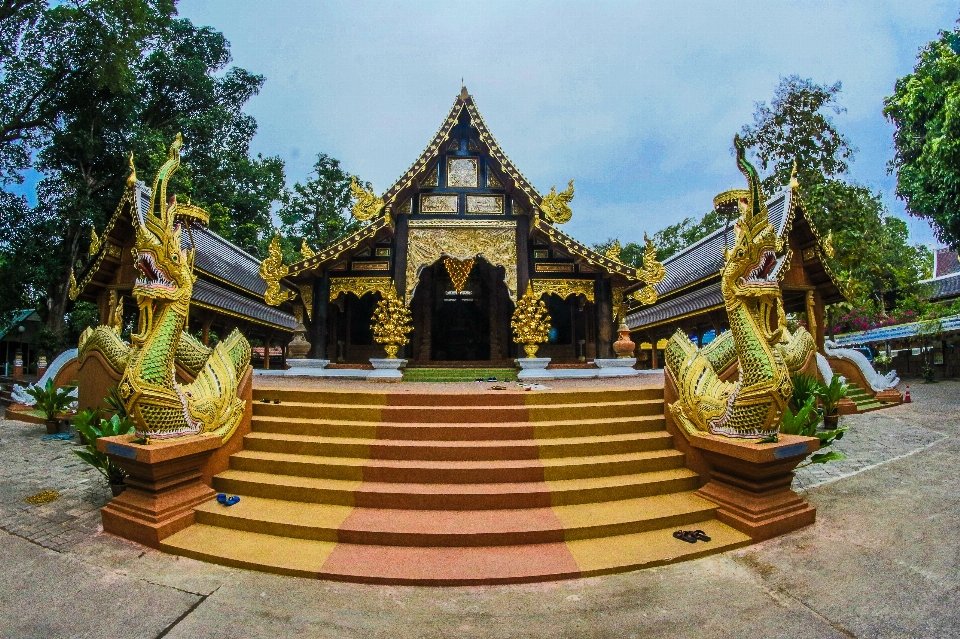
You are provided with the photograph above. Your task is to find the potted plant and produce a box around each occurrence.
[73,413,136,496]
[24,379,76,434]
[819,374,849,430]
[780,396,847,468]
[72,408,101,445]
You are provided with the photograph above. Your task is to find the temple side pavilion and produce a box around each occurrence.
[263,88,661,366]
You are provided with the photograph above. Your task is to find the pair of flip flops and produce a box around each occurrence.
[673,529,711,543]
[216,493,240,506]
[258,398,281,404]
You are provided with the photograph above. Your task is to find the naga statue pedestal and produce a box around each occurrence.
[97,434,220,548]
[689,433,819,541]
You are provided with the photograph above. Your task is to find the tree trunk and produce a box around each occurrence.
[45,225,82,340]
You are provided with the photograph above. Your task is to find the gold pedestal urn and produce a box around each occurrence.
[512,283,552,358]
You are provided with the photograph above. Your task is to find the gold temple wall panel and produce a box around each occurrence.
[329,277,394,302]
[447,158,478,188]
[405,220,517,304]
[421,195,459,214]
[466,195,503,214]
[532,278,595,303]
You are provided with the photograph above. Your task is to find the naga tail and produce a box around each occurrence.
[180,328,251,443]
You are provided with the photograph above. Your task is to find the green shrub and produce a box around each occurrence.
[24,379,75,421]
[790,373,822,413]
[819,375,849,416]
[73,414,136,485]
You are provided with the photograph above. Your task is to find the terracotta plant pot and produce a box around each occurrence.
[110,483,127,497]
[823,414,839,430]
[45,418,59,435]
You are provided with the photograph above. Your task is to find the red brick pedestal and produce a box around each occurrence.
[97,434,221,548]
[689,434,818,541]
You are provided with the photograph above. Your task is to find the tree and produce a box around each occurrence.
[740,75,929,311]
[740,75,855,193]
[0,5,284,349]
[0,0,170,184]
[278,153,362,260]
[884,20,960,248]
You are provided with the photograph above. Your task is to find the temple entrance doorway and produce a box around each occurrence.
[409,257,514,364]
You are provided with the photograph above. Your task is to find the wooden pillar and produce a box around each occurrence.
[516,216,530,294]
[311,272,329,359]
[650,334,659,369]
[201,319,212,346]
[393,213,409,301]
[595,277,613,358]
[264,334,271,370]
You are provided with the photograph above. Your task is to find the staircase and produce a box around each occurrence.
[845,382,886,412]
[161,385,750,585]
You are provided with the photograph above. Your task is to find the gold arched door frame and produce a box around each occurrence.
[405,220,517,305]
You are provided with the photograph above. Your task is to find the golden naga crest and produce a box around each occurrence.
[540,179,574,224]
[350,177,384,221]
[632,234,665,305]
[605,239,621,262]
[259,234,297,306]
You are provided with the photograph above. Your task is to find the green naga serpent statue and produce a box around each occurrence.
[78,134,251,441]
[664,136,815,439]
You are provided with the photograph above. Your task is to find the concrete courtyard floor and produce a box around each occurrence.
[0,380,958,638]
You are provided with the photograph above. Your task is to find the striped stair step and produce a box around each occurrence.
[161,384,750,584]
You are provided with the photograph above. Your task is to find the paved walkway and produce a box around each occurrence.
[0,381,957,638]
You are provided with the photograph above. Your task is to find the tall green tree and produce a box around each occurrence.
[884,19,960,248]
[278,153,363,260]
[741,75,930,311]
[0,3,284,347]
[740,75,855,193]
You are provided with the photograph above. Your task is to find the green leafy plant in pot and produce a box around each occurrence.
[24,379,76,434]
[819,375,849,430]
[73,414,136,496]
[780,396,847,468]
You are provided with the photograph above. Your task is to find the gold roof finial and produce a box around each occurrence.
[790,159,799,189]
[460,84,469,100]
[126,151,137,188]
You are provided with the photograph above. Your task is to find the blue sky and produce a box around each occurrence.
[177,2,956,247]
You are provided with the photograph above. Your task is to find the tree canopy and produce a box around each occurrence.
[0,1,284,350]
[277,153,363,262]
[740,75,930,310]
[884,20,960,249]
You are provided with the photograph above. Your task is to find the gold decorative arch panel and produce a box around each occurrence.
[531,278,595,303]
[406,220,517,304]
[329,277,394,302]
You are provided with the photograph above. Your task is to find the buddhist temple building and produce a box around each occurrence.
[623,182,845,368]
[263,88,663,365]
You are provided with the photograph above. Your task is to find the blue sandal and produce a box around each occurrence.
[216,493,227,504]
[225,495,240,506]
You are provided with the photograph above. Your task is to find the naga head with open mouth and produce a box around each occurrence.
[721,136,788,342]
[131,134,196,341]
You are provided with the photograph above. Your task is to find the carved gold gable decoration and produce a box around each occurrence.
[444,257,475,292]
[531,278,594,303]
[300,239,315,260]
[329,276,394,302]
[259,235,297,306]
[632,234,666,306]
[406,222,517,304]
[540,179,574,224]
[350,177,384,221]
